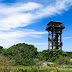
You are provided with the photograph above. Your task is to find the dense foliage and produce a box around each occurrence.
[66,52,72,58]
[0,43,38,66]
[37,49,68,62]
[0,43,72,66]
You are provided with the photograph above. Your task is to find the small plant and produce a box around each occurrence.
[56,68,60,72]
[31,66,38,72]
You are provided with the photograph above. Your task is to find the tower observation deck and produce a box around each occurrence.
[46,21,65,50]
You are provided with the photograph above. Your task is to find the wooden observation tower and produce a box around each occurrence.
[46,21,65,50]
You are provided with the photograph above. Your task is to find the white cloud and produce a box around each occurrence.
[23,2,43,11]
[0,29,47,39]
[0,0,72,30]
[0,0,72,49]
[64,37,72,39]
[0,29,47,48]
[28,43,48,45]
[0,2,43,30]
[0,13,32,30]
[0,2,42,14]
[34,0,72,18]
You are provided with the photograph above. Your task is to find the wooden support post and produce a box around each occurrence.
[57,34,58,49]
[48,31,50,49]
[60,31,62,50]
[52,31,53,49]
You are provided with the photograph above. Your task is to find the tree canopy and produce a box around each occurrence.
[1,43,38,66]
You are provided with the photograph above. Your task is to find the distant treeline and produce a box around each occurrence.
[0,43,72,66]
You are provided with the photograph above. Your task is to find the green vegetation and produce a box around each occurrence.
[0,43,72,72]
[37,49,68,62]
[0,43,38,66]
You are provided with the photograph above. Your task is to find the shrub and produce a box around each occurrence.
[37,49,68,62]
[5,43,38,66]
[54,56,70,65]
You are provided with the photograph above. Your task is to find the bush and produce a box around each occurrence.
[0,55,15,67]
[5,43,38,66]
[54,56,70,65]
[37,49,68,62]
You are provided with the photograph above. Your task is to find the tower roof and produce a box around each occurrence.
[47,21,63,25]
[46,21,65,31]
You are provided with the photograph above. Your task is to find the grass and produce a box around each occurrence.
[1,65,72,72]
[12,65,72,72]
[0,55,72,72]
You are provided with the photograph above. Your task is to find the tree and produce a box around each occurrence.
[6,43,38,66]
[0,46,3,50]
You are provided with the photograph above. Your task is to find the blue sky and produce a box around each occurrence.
[0,0,72,51]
